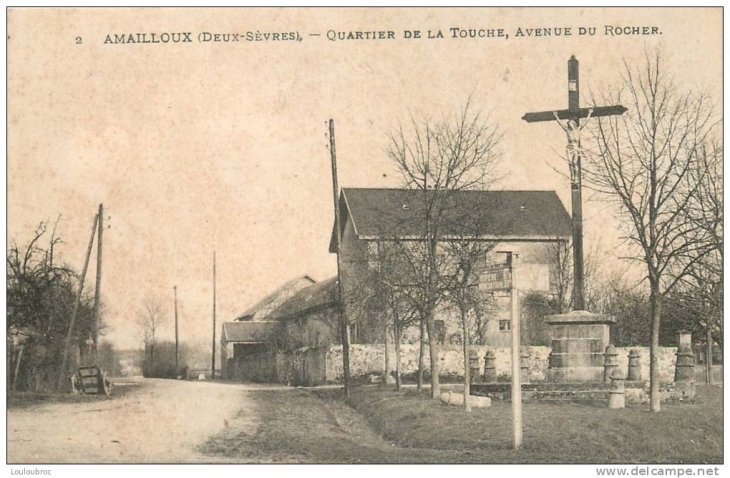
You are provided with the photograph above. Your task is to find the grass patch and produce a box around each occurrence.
[200,387,489,463]
[347,384,723,464]
[200,388,396,463]
[199,383,722,464]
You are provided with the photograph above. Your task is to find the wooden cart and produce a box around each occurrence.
[71,366,112,395]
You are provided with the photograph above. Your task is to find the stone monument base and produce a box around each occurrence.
[545,310,615,383]
[546,366,603,383]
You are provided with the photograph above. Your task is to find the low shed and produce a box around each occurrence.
[220,321,279,379]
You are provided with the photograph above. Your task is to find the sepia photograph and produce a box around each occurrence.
[5,6,724,473]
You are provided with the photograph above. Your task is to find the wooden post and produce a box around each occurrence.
[329,118,352,399]
[212,252,216,379]
[57,213,98,391]
[174,285,179,372]
[571,156,585,310]
[509,252,523,450]
[91,203,103,364]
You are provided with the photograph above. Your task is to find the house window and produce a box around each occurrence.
[499,319,511,332]
[434,320,446,344]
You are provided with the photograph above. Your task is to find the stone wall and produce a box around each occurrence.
[232,347,328,386]
[615,347,677,383]
[232,343,682,385]
[326,344,552,382]
[326,344,679,383]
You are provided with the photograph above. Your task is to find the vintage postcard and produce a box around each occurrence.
[6,6,723,473]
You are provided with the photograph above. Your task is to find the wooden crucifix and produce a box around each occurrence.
[522,55,626,311]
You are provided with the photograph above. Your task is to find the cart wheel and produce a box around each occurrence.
[70,374,81,394]
[102,371,112,395]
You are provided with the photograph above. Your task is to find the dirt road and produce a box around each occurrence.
[7,378,272,463]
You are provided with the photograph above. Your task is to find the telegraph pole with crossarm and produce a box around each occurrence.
[522,55,626,311]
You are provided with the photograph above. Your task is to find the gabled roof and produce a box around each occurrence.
[235,274,316,321]
[329,188,571,252]
[268,276,338,321]
[221,321,279,344]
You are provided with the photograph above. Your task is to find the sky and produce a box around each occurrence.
[7,7,722,350]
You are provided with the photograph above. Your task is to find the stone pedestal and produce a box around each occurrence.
[627,349,642,381]
[608,372,626,409]
[483,350,497,382]
[520,347,531,384]
[545,310,615,382]
[674,344,695,383]
[468,350,480,384]
[603,345,619,383]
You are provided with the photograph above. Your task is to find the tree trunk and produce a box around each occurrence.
[150,342,155,374]
[649,287,662,412]
[12,346,24,391]
[395,326,402,391]
[417,318,425,391]
[425,307,440,399]
[462,310,471,412]
[341,314,352,399]
[706,323,714,385]
[384,321,392,385]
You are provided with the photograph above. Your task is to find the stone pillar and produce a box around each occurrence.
[677,332,692,348]
[627,349,642,381]
[603,345,618,383]
[608,371,626,409]
[674,344,695,383]
[483,350,497,382]
[520,347,531,384]
[468,349,480,384]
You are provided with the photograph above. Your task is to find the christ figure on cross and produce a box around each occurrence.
[553,109,592,185]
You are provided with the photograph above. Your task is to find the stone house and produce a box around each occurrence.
[234,274,315,321]
[329,188,572,348]
[221,276,340,379]
[267,276,340,349]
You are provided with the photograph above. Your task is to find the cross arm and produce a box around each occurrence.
[522,105,627,123]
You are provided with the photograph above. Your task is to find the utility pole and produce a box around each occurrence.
[509,252,522,450]
[57,213,98,390]
[522,56,627,310]
[174,285,179,372]
[91,203,103,364]
[211,252,216,379]
[328,118,352,399]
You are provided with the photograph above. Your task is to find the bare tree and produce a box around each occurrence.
[386,101,502,399]
[374,238,428,390]
[137,298,166,375]
[443,238,495,411]
[584,48,718,411]
[675,136,723,383]
[544,238,573,315]
[7,218,101,391]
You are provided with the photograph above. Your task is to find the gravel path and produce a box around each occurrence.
[8,378,271,463]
